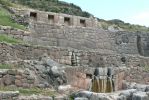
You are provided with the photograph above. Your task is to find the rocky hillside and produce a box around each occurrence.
[0,5,26,30]
[0,0,149,100]
[1,0,149,33]
[98,19,149,33]
[1,0,91,17]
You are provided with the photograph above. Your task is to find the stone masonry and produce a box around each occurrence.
[0,7,149,100]
[0,69,35,88]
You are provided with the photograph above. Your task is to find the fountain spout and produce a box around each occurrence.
[91,67,114,93]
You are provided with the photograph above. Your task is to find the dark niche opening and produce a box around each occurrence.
[80,19,86,27]
[48,15,55,24]
[30,12,37,20]
[121,57,126,63]
[64,17,71,25]
[86,73,92,79]
[137,35,143,55]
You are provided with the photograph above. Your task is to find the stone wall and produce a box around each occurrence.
[1,43,149,68]
[11,8,98,28]
[0,69,35,88]
[9,7,149,57]
[28,23,149,58]
[0,91,19,100]
[29,23,114,51]
[110,31,138,54]
[0,91,68,100]
[111,31,149,57]
[0,25,30,40]
[0,42,116,67]
[124,67,149,85]
[1,43,149,90]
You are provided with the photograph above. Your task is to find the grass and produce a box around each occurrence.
[0,7,26,30]
[7,0,91,18]
[0,64,12,69]
[0,0,13,7]
[143,65,149,72]
[98,19,149,33]
[0,34,24,44]
[0,86,58,96]
[139,63,149,72]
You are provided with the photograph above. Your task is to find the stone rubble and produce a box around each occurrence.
[73,89,149,100]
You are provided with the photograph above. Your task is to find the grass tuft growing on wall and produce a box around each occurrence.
[0,34,23,44]
[0,7,26,30]
[0,64,12,69]
[0,86,58,96]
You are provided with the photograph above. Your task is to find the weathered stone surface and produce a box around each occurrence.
[0,91,19,100]
[58,85,72,93]
[122,82,149,92]
[19,95,53,100]
[0,70,8,75]
[22,83,30,88]
[117,95,127,100]
[7,70,17,75]
[75,97,88,100]
[54,96,68,100]
[132,92,149,100]
[73,90,149,100]
[0,69,36,88]
[119,89,137,100]
[1,7,149,100]
[15,75,22,80]
[24,70,30,75]
[15,79,22,87]
[0,78,4,86]
[3,74,15,85]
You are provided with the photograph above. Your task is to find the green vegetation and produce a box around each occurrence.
[0,64,11,69]
[0,7,26,30]
[7,0,91,17]
[0,34,24,44]
[1,0,149,32]
[98,19,149,33]
[0,0,13,7]
[139,63,149,72]
[0,86,58,96]
[143,64,149,72]
[144,66,149,72]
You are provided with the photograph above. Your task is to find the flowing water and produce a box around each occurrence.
[90,68,114,93]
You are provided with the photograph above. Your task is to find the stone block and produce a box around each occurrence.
[0,78,4,86]
[0,30,5,34]
[75,97,88,100]
[15,79,22,87]
[21,78,28,83]
[15,75,22,80]
[22,83,30,88]
[120,89,137,100]
[27,76,34,80]
[27,79,34,84]
[0,70,7,76]
[7,70,17,75]
[3,74,15,85]
[76,72,86,79]
[23,70,30,75]
[54,96,68,100]
[132,92,149,100]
